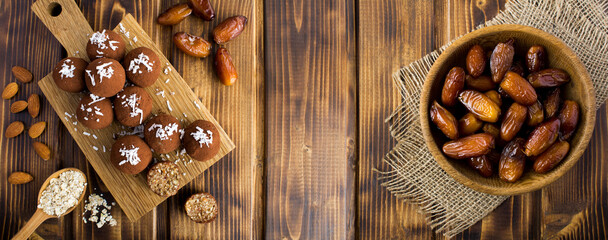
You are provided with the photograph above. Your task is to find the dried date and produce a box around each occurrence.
[157,3,192,25]
[526,45,547,73]
[468,155,493,177]
[490,39,515,83]
[528,68,570,88]
[441,67,465,107]
[499,138,526,182]
[442,133,495,159]
[458,90,501,123]
[527,100,544,127]
[466,45,486,77]
[524,118,561,156]
[458,112,484,136]
[499,71,538,106]
[466,75,496,92]
[558,100,579,140]
[484,90,502,106]
[500,102,527,142]
[533,141,569,173]
[543,88,561,118]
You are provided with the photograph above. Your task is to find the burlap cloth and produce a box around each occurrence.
[381,0,608,237]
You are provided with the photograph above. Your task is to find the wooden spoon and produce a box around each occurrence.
[12,168,87,240]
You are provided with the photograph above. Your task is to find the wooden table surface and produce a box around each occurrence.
[1,0,607,239]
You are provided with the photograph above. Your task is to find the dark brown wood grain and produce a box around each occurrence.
[264,0,357,239]
[3,0,608,239]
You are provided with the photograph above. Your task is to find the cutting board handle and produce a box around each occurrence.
[31,0,93,59]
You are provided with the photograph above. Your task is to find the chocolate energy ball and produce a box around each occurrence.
[52,57,88,93]
[114,86,153,127]
[185,192,218,223]
[144,114,183,154]
[86,29,126,61]
[123,47,161,87]
[147,161,181,197]
[110,135,152,175]
[85,58,126,97]
[76,93,114,129]
[183,120,220,162]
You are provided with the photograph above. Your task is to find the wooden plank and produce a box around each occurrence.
[0,1,68,239]
[264,0,357,239]
[357,0,436,239]
[538,103,608,239]
[165,0,265,239]
[32,0,235,221]
[67,1,173,239]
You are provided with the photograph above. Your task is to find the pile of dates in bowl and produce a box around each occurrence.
[430,39,579,183]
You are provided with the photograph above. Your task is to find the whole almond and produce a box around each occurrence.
[29,121,47,138]
[33,141,51,160]
[2,82,19,100]
[212,15,247,44]
[5,121,24,138]
[10,100,28,113]
[8,171,33,184]
[28,94,40,118]
[12,66,33,83]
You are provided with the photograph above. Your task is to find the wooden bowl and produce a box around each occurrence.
[420,24,596,195]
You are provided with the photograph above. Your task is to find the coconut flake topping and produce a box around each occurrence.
[148,123,179,140]
[191,126,213,148]
[59,59,75,79]
[118,145,141,166]
[120,93,144,124]
[128,53,154,74]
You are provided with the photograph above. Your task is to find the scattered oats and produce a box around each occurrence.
[83,194,117,228]
[37,170,86,216]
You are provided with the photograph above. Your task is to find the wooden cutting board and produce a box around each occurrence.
[30,0,235,221]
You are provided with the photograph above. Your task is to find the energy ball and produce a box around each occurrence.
[147,161,181,197]
[144,114,183,154]
[182,120,220,162]
[185,192,218,223]
[52,57,88,93]
[123,47,161,87]
[114,86,153,127]
[86,29,126,61]
[76,93,113,129]
[110,135,152,175]
[85,58,126,97]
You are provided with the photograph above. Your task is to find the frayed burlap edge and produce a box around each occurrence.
[379,0,608,238]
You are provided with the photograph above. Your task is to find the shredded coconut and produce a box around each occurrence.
[37,170,87,216]
[118,145,141,166]
[193,101,201,109]
[191,127,213,148]
[89,30,109,49]
[119,93,144,124]
[128,53,153,74]
[148,123,180,140]
[59,60,75,79]
[167,100,172,112]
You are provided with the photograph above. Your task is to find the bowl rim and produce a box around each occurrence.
[420,24,596,195]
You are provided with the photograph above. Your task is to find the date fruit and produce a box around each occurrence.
[490,39,515,83]
[527,100,544,126]
[533,141,569,173]
[214,47,238,86]
[458,112,484,136]
[509,60,526,77]
[558,100,579,140]
[526,45,547,73]
[442,133,495,159]
[499,71,538,106]
[188,0,215,21]
[213,15,248,44]
[466,45,485,77]
[441,67,465,107]
[468,155,493,177]
[458,90,501,123]
[500,102,527,142]
[543,88,561,118]
[499,138,526,182]
[484,90,502,106]
[157,3,192,25]
[524,118,560,156]
[483,123,500,139]
[466,75,496,92]
[173,32,212,58]
[430,101,459,139]
[528,68,570,88]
